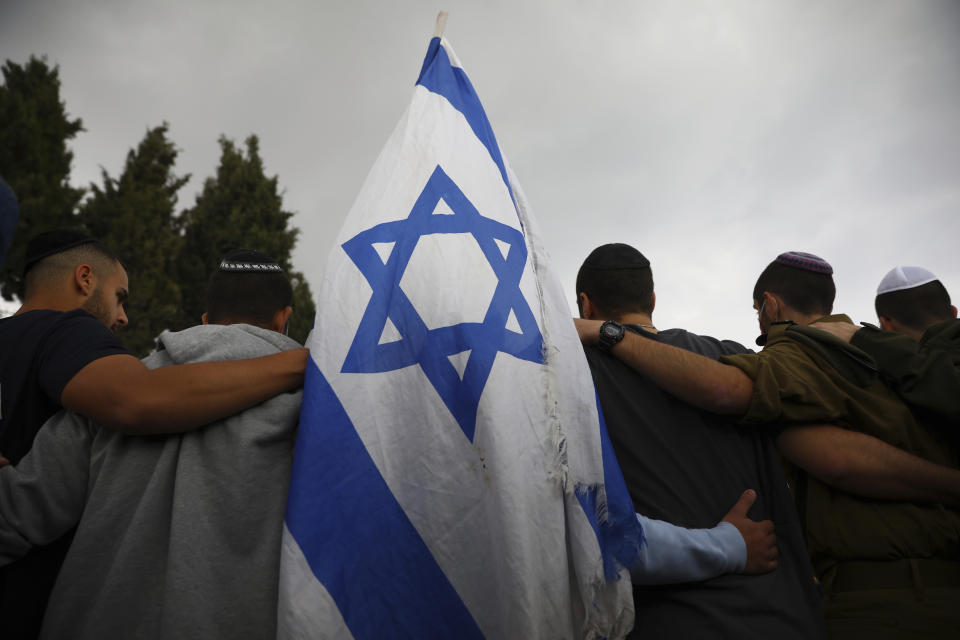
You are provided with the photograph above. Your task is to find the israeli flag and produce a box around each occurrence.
[279,30,641,640]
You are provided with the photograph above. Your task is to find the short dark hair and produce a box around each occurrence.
[23,236,122,298]
[576,244,654,317]
[875,280,952,332]
[752,261,835,315]
[205,250,293,327]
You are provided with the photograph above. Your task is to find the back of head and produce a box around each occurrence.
[23,229,121,298]
[576,243,654,317]
[205,249,293,327]
[753,251,835,315]
[875,266,953,332]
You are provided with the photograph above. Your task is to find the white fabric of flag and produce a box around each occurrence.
[278,34,642,640]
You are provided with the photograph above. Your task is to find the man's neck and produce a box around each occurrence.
[616,312,657,333]
[15,295,79,316]
[794,313,829,326]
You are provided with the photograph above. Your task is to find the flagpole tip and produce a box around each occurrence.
[434,11,448,38]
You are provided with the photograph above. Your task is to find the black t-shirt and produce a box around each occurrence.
[0,308,129,638]
[0,309,128,464]
[585,326,824,640]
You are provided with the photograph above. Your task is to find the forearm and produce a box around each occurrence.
[631,515,745,585]
[576,319,752,414]
[63,349,309,434]
[777,424,960,506]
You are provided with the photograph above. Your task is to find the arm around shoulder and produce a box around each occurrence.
[776,424,960,506]
[608,329,754,415]
[61,349,309,434]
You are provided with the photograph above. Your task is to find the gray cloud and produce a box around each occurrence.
[1,0,958,346]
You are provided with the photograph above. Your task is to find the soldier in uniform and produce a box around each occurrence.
[575,251,960,639]
[814,265,959,431]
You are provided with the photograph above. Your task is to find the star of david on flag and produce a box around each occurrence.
[341,165,543,441]
[279,18,641,640]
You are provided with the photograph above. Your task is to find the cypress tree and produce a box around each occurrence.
[178,135,315,343]
[0,57,84,299]
[81,124,188,356]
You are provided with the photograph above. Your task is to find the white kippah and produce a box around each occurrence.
[877,266,939,295]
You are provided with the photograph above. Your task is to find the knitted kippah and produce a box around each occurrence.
[774,251,833,275]
[218,249,284,273]
[876,266,939,295]
[580,243,650,270]
[23,228,100,275]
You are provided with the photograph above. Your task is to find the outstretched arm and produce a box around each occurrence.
[60,348,308,434]
[777,424,960,506]
[575,319,753,415]
[632,490,778,584]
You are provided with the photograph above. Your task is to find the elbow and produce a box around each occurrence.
[100,396,156,433]
[704,378,751,415]
[795,444,854,488]
[809,452,855,488]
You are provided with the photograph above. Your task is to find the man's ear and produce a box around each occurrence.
[762,291,780,321]
[577,293,594,320]
[269,306,294,333]
[952,305,958,319]
[650,291,656,314]
[879,316,896,332]
[73,264,95,296]
[201,312,209,325]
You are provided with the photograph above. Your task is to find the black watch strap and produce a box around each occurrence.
[598,320,626,352]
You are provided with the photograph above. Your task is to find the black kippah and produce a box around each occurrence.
[580,243,650,270]
[218,249,284,273]
[23,228,100,275]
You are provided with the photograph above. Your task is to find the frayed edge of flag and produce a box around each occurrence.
[548,408,571,489]
[579,570,637,640]
[575,481,644,581]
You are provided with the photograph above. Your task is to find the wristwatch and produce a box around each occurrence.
[598,320,626,352]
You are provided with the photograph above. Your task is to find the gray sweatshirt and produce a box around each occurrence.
[0,324,303,640]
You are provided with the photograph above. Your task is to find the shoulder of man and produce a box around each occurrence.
[921,317,960,350]
[8,309,129,400]
[148,323,300,369]
[653,327,752,358]
[779,316,879,386]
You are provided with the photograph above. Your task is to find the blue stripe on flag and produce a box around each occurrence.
[575,393,644,580]
[416,37,514,203]
[285,359,485,639]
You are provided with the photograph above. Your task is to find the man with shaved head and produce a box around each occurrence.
[0,230,308,639]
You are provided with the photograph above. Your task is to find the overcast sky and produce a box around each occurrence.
[2,0,958,347]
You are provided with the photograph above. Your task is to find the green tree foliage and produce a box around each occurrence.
[0,57,84,299]
[81,124,188,356]
[177,135,316,343]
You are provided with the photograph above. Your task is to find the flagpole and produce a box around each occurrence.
[434,10,448,38]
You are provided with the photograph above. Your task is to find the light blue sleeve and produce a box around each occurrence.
[630,514,746,585]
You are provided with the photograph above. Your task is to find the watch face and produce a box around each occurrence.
[599,321,624,351]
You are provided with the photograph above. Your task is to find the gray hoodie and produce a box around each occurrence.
[0,324,303,639]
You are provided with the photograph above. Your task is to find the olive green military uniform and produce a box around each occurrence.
[850,318,960,430]
[721,315,960,639]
